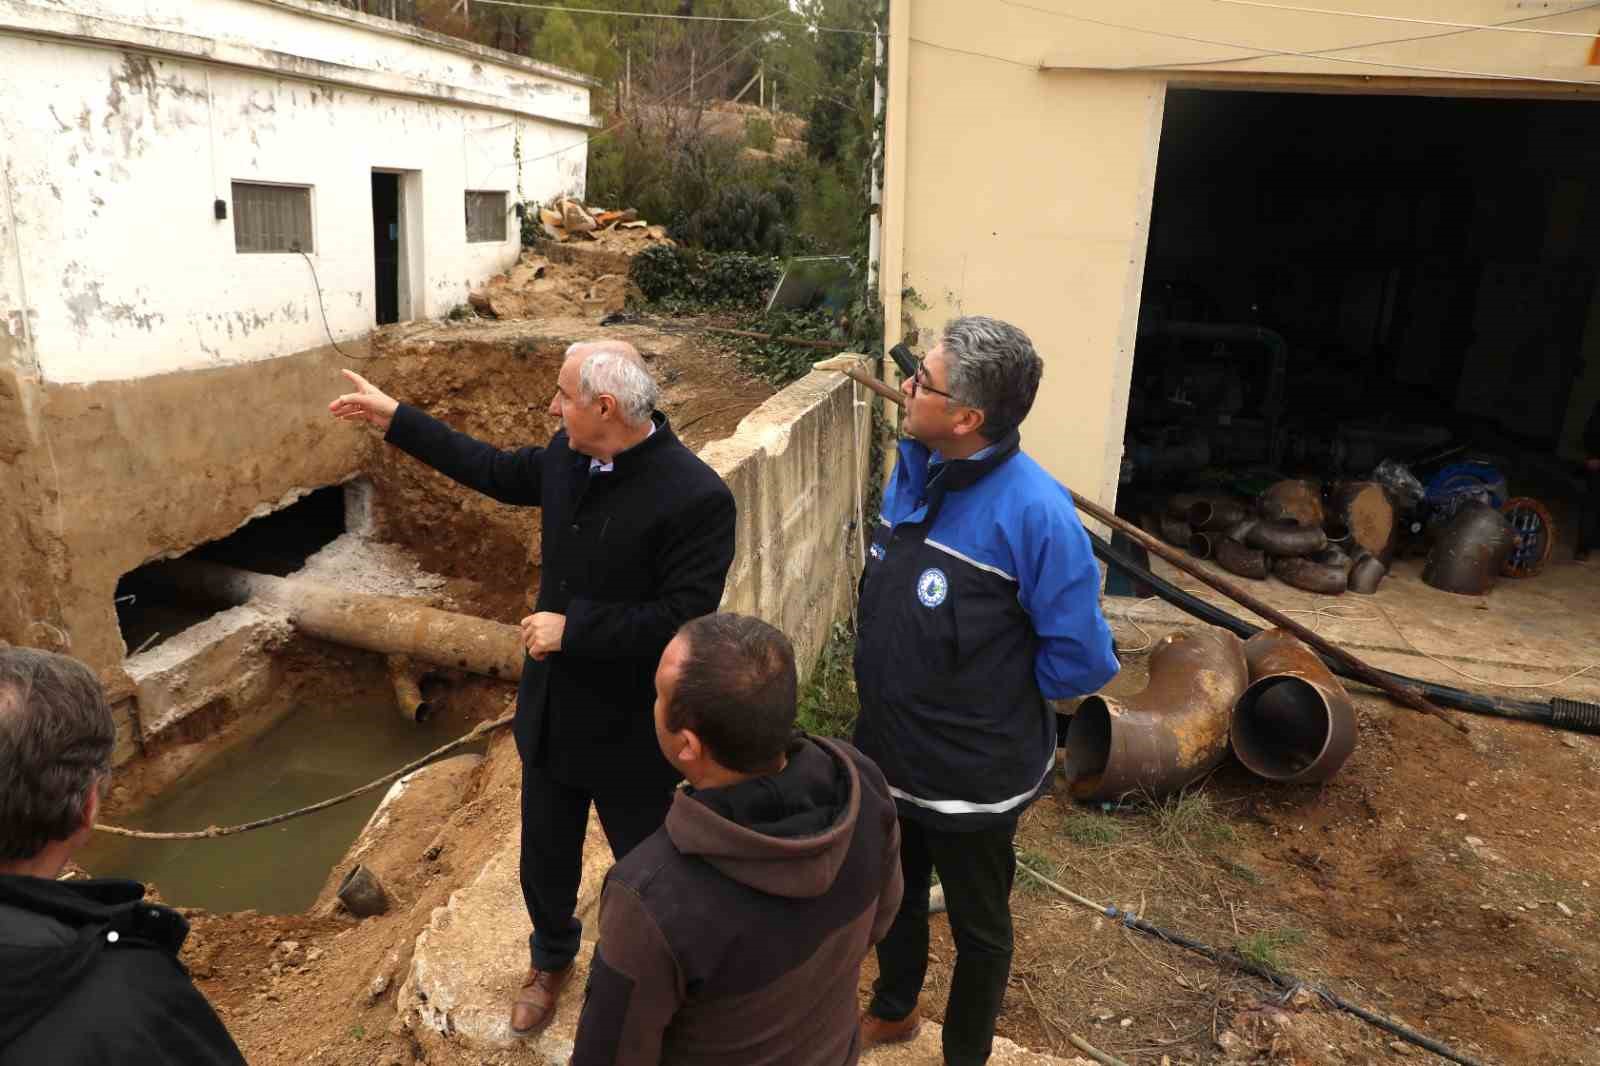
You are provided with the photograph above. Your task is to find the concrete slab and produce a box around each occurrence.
[1103,551,1600,705]
[399,809,613,1051]
[399,811,1094,1064]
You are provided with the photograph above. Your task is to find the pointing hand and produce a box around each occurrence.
[328,369,399,432]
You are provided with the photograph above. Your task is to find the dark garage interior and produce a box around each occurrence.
[1119,88,1600,596]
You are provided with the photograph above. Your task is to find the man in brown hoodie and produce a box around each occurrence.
[570,613,903,1066]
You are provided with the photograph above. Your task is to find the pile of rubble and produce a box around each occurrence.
[535,196,672,248]
[466,200,669,321]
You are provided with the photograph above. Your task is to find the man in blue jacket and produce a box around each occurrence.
[854,316,1119,1065]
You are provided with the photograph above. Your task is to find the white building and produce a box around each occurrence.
[0,0,596,688]
[0,0,596,383]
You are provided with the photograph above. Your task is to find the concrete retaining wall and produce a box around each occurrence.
[701,367,874,682]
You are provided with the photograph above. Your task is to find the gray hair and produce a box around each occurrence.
[941,316,1044,441]
[0,648,115,861]
[573,344,658,426]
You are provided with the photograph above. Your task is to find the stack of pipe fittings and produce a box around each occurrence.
[1063,626,1358,802]
[1147,479,1394,596]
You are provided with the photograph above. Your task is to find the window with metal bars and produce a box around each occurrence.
[465,191,508,243]
[232,182,314,253]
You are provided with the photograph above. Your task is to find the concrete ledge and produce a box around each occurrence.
[125,605,293,747]
[399,812,613,1050]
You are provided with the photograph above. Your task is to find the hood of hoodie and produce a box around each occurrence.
[666,735,860,899]
[0,874,187,1047]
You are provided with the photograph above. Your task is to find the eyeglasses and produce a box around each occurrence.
[908,358,957,401]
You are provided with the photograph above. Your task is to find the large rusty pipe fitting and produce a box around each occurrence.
[1348,552,1386,595]
[387,655,432,722]
[1330,481,1396,563]
[1214,538,1268,580]
[1158,514,1192,549]
[1188,532,1217,560]
[1323,519,1353,552]
[1422,503,1514,596]
[1273,556,1347,595]
[1246,519,1327,557]
[1188,498,1251,533]
[1063,627,1250,801]
[1259,479,1323,527]
[1233,629,1358,783]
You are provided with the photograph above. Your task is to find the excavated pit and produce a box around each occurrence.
[90,317,777,916]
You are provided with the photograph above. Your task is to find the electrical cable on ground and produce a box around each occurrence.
[94,713,513,840]
[1011,856,1492,1066]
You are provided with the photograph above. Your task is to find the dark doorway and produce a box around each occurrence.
[372,172,400,326]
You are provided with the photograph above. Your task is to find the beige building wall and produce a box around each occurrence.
[881,0,1600,506]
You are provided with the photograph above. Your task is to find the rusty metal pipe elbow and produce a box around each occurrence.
[1273,555,1348,595]
[1064,627,1250,802]
[1246,519,1328,557]
[1232,629,1358,783]
[1422,503,1514,596]
[1157,513,1192,549]
[1348,552,1386,595]
[1188,532,1216,560]
[1214,537,1268,580]
[1188,498,1251,532]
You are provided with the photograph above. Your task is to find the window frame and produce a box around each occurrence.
[231,180,316,255]
[464,190,509,244]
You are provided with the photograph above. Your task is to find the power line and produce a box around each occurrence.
[996,0,1600,87]
[1209,0,1600,40]
[470,0,878,36]
[516,30,764,169]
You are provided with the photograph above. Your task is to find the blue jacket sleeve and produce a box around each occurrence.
[1012,493,1119,699]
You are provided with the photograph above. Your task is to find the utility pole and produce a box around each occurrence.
[689,49,696,102]
[625,50,631,101]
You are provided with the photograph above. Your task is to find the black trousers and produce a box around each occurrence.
[1581,467,1600,554]
[870,816,1018,1066]
[520,763,675,971]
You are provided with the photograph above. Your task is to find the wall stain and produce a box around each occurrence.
[62,265,165,334]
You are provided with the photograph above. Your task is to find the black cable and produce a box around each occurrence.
[298,250,376,361]
[1100,904,1493,1066]
[1088,528,1600,734]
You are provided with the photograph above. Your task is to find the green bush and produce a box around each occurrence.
[628,245,780,308]
[745,115,777,153]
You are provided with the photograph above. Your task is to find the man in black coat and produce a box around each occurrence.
[0,647,245,1065]
[330,340,736,1034]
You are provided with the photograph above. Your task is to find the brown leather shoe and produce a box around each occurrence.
[859,1008,921,1050]
[510,963,573,1035]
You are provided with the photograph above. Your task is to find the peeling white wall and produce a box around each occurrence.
[0,0,595,384]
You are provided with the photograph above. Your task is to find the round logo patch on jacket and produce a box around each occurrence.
[916,567,949,608]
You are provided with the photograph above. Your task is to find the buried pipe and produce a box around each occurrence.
[1063,628,1249,801]
[387,655,433,722]
[1087,528,1600,735]
[147,560,524,682]
[1234,629,1358,783]
[1246,519,1327,557]
[1214,537,1269,580]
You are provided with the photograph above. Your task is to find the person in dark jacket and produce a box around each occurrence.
[854,317,1119,1066]
[1579,399,1600,562]
[570,613,903,1066]
[0,647,244,1065]
[330,341,736,1034]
